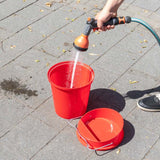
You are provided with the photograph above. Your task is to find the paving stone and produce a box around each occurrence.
[88,122,159,160]
[148,12,160,29]
[31,97,68,129]
[144,138,160,160]
[35,0,73,11]
[0,29,43,67]
[70,0,93,12]
[111,69,158,95]
[124,0,136,3]
[0,98,32,125]
[32,5,84,36]
[34,29,75,58]
[133,0,160,12]
[0,119,11,138]
[0,48,57,82]
[0,115,56,159]
[0,97,32,137]
[125,4,153,17]
[7,68,52,109]
[0,0,38,21]
[90,66,119,90]
[0,5,83,67]
[0,27,11,40]
[85,0,106,10]
[132,44,160,79]
[91,26,156,74]
[156,8,160,15]
[31,126,93,160]
[109,68,158,117]
[0,144,24,160]
[0,4,51,37]
[120,2,132,10]
[127,107,160,135]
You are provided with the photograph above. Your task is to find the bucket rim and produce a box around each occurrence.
[47,61,94,90]
[77,108,124,143]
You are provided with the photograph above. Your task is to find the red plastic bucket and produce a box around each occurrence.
[47,61,94,119]
[76,108,124,151]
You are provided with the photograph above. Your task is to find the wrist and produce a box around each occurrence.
[103,0,124,13]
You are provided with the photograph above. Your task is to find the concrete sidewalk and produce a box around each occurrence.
[0,0,160,159]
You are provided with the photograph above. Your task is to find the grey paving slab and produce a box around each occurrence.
[31,125,93,160]
[149,12,160,29]
[0,29,44,67]
[32,5,84,36]
[0,27,11,41]
[124,4,153,17]
[132,44,160,79]
[90,65,119,90]
[70,0,93,13]
[85,0,106,10]
[35,0,63,11]
[0,4,51,38]
[133,0,160,12]
[6,68,52,109]
[0,118,11,138]
[0,95,32,137]
[0,0,38,21]
[0,97,32,126]
[0,50,59,109]
[0,144,24,160]
[0,4,83,67]
[127,107,160,135]
[90,30,155,80]
[108,68,158,118]
[34,28,75,58]
[0,115,57,159]
[0,48,57,81]
[110,68,159,95]
[31,97,68,129]
[144,138,160,160]
[156,7,160,15]
[88,123,159,160]
[35,0,74,11]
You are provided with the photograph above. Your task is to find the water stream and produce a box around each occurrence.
[70,50,80,88]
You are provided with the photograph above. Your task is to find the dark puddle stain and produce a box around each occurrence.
[0,78,38,98]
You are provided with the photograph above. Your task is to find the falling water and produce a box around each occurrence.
[70,50,80,88]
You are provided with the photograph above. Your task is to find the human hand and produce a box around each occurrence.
[95,0,123,31]
[95,10,116,31]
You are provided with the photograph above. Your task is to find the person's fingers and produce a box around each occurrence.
[97,19,104,30]
[110,25,115,29]
[106,25,111,30]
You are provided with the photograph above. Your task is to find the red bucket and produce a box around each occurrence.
[76,108,124,151]
[47,61,94,119]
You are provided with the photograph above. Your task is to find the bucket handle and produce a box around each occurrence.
[67,120,113,151]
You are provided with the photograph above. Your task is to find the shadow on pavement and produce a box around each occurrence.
[86,88,135,156]
[87,88,126,112]
[124,85,160,99]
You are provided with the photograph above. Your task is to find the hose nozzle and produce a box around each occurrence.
[73,16,132,51]
[73,34,89,51]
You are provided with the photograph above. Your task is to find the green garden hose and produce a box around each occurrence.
[131,17,160,46]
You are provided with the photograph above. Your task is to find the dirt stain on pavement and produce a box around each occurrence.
[0,78,38,98]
